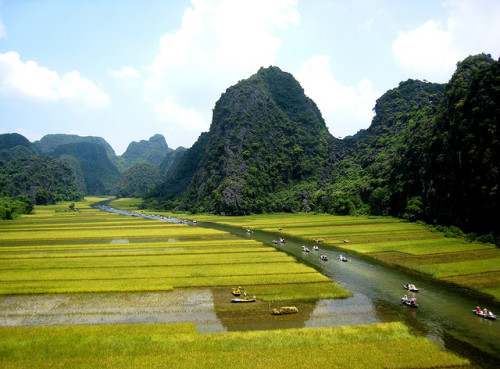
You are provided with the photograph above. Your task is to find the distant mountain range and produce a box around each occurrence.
[1,53,498,240]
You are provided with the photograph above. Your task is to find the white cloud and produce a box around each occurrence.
[109,66,140,79]
[146,0,299,123]
[154,96,209,147]
[296,55,380,138]
[0,51,109,108]
[393,0,500,82]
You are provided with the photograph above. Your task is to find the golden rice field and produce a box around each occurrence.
[0,198,470,368]
[0,321,468,369]
[167,212,500,301]
[0,198,348,300]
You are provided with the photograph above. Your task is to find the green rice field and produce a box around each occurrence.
[0,199,472,368]
[165,212,500,301]
[0,198,348,300]
[0,321,468,369]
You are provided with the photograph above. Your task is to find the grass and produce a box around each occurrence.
[0,199,349,300]
[165,212,500,301]
[0,321,468,369]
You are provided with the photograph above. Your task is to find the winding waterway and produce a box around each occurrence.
[101,206,499,368]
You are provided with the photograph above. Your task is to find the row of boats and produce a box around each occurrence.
[400,283,497,320]
[266,228,497,321]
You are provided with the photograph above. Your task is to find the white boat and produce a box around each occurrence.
[472,309,496,320]
[231,296,256,303]
[313,245,319,251]
[302,246,310,252]
[320,253,328,260]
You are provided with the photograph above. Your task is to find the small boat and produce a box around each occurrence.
[246,228,252,233]
[472,309,497,320]
[231,287,242,296]
[339,255,349,262]
[320,253,328,261]
[404,284,419,292]
[302,246,310,252]
[231,296,256,303]
[401,297,419,308]
[272,306,298,315]
[272,240,278,244]
[313,245,319,251]
[280,238,286,243]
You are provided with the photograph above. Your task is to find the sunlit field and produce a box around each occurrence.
[0,199,347,299]
[160,211,500,301]
[0,198,471,368]
[0,322,468,369]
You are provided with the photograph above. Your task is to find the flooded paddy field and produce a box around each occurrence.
[0,199,495,368]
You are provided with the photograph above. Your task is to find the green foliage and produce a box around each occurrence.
[144,55,499,241]
[0,155,83,205]
[115,134,172,172]
[0,196,33,219]
[116,163,163,198]
[52,142,121,195]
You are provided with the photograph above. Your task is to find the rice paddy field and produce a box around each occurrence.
[0,198,471,368]
[0,322,468,369]
[0,198,347,299]
[166,212,500,302]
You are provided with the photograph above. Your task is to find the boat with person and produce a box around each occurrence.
[232,287,242,296]
[320,253,328,260]
[302,246,310,252]
[401,296,419,308]
[473,307,496,320]
[404,283,419,292]
[231,295,256,303]
[313,245,319,251]
[339,254,349,262]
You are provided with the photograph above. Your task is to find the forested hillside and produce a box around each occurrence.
[2,54,497,240]
[116,134,172,172]
[146,66,338,214]
[52,142,121,195]
[146,54,499,240]
[0,133,84,218]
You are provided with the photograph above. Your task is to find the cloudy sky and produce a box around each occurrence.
[1,0,499,154]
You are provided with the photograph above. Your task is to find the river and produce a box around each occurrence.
[101,206,500,368]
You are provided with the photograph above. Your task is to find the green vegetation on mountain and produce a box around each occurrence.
[34,134,117,159]
[145,132,208,208]
[145,54,499,241]
[0,154,83,214]
[0,133,37,160]
[331,54,499,240]
[160,146,187,181]
[116,134,172,172]
[52,142,121,195]
[146,67,337,214]
[116,163,163,198]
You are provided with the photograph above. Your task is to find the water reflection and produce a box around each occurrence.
[96,205,500,367]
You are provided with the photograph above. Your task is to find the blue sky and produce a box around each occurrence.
[1,0,499,154]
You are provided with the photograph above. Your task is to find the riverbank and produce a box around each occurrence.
[126,207,499,303]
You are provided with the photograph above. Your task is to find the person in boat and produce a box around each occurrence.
[483,308,488,315]
[404,295,408,301]
[243,291,247,297]
[476,306,482,313]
